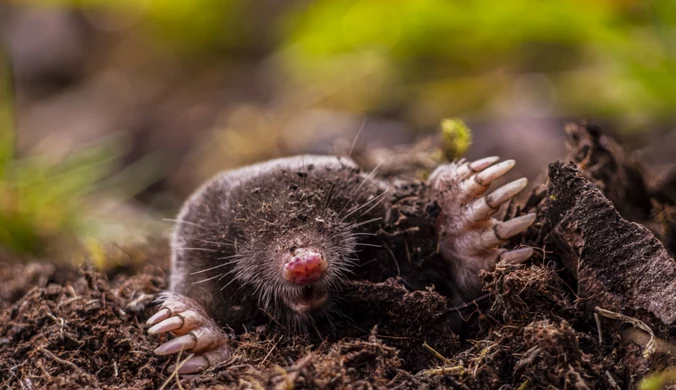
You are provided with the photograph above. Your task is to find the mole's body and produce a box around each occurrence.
[147,155,535,374]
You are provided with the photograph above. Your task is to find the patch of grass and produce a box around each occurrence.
[0,50,123,259]
[0,50,14,178]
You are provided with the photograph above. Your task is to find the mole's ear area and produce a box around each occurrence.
[427,157,536,297]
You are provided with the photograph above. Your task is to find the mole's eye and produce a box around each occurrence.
[289,246,297,253]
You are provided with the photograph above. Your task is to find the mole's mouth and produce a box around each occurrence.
[286,285,328,314]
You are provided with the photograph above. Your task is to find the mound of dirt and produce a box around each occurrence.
[1,123,675,389]
[0,265,167,389]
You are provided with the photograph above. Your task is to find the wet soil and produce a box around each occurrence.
[1,123,675,389]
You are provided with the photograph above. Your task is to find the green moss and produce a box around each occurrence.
[440,118,472,161]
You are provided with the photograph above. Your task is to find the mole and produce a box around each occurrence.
[146,155,535,374]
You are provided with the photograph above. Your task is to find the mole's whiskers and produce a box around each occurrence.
[336,161,383,218]
[219,277,239,291]
[178,247,219,253]
[164,219,210,230]
[348,118,367,157]
[189,255,243,275]
[344,217,382,231]
[340,189,389,222]
[192,273,226,285]
[355,243,382,248]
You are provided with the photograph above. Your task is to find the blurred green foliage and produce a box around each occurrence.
[280,0,676,124]
[0,52,14,179]
[0,52,120,257]
[0,144,120,256]
[26,0,251,53]
[19,0,676,125]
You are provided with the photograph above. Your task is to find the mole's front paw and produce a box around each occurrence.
[146,292,231,374]
[428,157,536,296]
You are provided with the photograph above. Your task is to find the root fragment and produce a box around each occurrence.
[595,307,656,358]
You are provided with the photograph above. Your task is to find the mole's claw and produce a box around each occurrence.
[190,326,228,352]
[169,356,208,375]
[148,309,206,336]
[428,158,533,300]
[474,159,515,186]
[498,247,535,265]
[481,213,536,248]
[146,308,170,326]
[456,158,517,200]
[155,334,196,355]
[148,315,183,335]
[458,156,501,180]
[486,178,528,209]
[168,348,232,374]
[154,323,228,355]
[467,178,528,221]
[147,291,230,373]
[469,156,500,172]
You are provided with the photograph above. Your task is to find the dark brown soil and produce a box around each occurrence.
[1,123,675,389]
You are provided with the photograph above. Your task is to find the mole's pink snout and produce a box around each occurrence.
[282,249,328,285]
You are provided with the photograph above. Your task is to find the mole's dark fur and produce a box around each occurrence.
[170,155,445,330]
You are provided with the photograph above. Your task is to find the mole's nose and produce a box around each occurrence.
[282,249,328,285]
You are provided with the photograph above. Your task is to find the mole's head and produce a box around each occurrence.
[221,157,383,323]
[235,222,357,322]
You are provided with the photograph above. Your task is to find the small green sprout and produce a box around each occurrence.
[440,118,472,161]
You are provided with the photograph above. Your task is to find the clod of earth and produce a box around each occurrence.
[541,162,676,328]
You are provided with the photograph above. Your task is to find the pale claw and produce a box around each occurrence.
[148,315,183,335]
[148,309,206,335]
[480,213,536,248]
[484,178,529,209]
[474,159,516,186]
[169,348,232,374]
[147,292,231,374]
[428,158,535,299]
[469,156,500,172]
[499,247,535,265]
[146,308,171,325]
[461,160,516,199]
[155,333,197,355]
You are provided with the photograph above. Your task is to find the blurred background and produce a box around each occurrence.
[1,0,676,262]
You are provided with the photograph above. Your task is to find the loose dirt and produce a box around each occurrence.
[1,123,675,389]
